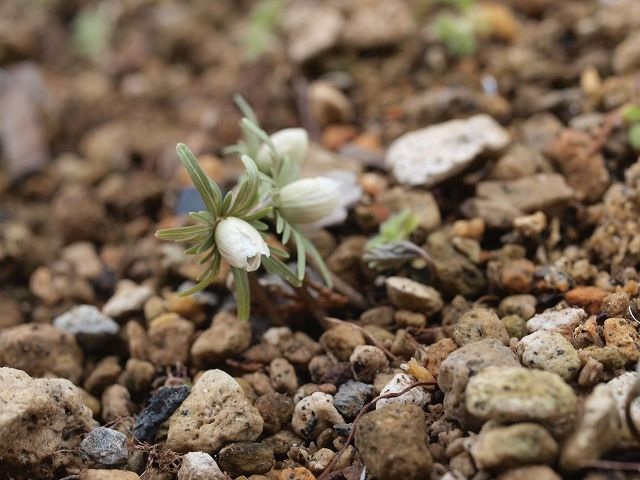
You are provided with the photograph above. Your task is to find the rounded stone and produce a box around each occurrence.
[452,308,510,346]
[385,276,443,315]
[516,330,581,380]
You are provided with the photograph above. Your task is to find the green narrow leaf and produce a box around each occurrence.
[232,267,251,321]
[234,94,258,124]
[221,191,233,215]
[282,223,291,245]
[176,143,219,215]
[276,214,284,234]
[269,245,290,259]
[243,207,273,222]
[179,266,218,296]
[294,230,306,280]
[304,236,333,288]
[262,255,302,287]
[623,105,640,124]
[189,211,215,225]
[155,225,210,242]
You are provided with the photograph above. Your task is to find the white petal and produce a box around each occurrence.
[215,217,270,271]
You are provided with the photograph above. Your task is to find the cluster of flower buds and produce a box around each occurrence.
[156,98,340,320]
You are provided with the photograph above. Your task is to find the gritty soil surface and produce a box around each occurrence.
[2,0,640,479]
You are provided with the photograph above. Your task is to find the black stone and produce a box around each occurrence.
[133,384,190,443]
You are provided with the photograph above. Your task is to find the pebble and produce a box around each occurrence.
[500,258,535,293]
[471,423,558,470]
[177,452,225,480]
[496,465,561,480]
[526,307,587,333]
[452,308,510,346]
[462,174,574,228]
[61,242,103,280]
[191,311,251,365]
[516,331,581,380]
[102,280,154,318]
[84,356,122,394]
[376,373,430,410]
[134,385,190,443]
[125,320,149,360]
[355,404,432,480]
[466,367,577,434]
[612,30,640,74]
[0,294,23,328]
[255,392,294,434]
[217,442,274,476]
[341,0,415,49]
[147,313,194,366]
[81,470,139,480]
[350,345,389,382]
[319,324,365,361]
[334,380,373,419]
[54,305,119,350]
[603,317,640,364]
[167,370,263,453]
[282,2,343,63]
[278,467,316,480]
[439,339,519,427]
[606,372,640,441]
[308,80,354,127]
[564,286,608,315]
[498,294,537,320]
[378,186,442,232]
[269,358,298,394]
[501,315,528,339]
[385,276,443,315]
[101,384,133,426]
[0,323,84,383]
[292,392,345,439]
[360,306,395,327]
[263,430,303,458]
[394,310,427,328]
[80,426,128,466]
[0,367,96,478]
[423,338,458,379]
[385,114,510,187]
[560,384,622,470]
[121,358,155,396]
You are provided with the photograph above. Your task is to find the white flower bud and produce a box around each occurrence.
[215,217,270,272]
[278,177,340,224]
[257,128,309,171]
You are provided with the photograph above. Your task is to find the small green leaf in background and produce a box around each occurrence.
[623,105,640,124]
[367,210,421,250]
[434,14,476,57]
[629,123,640,151]
[73,6,112,60]
[243,0,283,61]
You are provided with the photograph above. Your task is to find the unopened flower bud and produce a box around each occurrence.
[257,128,308,171]
[278,177,340,224]
[215,217,270,271]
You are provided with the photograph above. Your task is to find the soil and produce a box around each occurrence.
[2,0,640,479]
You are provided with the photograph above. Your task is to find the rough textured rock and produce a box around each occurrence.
[81,470,139,480]
[191,311,251,365]
[466,366,577,434]
[254,392,293,435]
[350,345,389,382]
[134,385,190,443]
[340,0,415,49]
[376,373,430,410]
[462,174,574,228]
[355,403,432,480]
[102,280,153,318]
[526,307,587,333]
[53,305,119,350]
[0,367,96,478]
[438,339,520,427]
[177,452,225,480]
[606,372,640,441]
[147,313,194,366]
[560,384,622,470]
[269,357,298,394]
[471,423,558,469]
[452,308,510,346]
[498,294,537,320]
[282,2,343,63]
[385,276,443,314]
[217,442,274,476]
[80,426,128,466]
[166,370,263,453]
[292,392,344,439]
[496,465,561,480]
[603,317,640,364]
[517,331,581,380]
[334,380,374,419]
[319,324,366,361]
[0,323,84,383]
[386,114,510,187]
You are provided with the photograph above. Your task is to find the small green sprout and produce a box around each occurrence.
[434,13,476,57]
[156,97,338,320]
[623,105,640,151]
[364,210,427,271]
[243,0,283,61]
